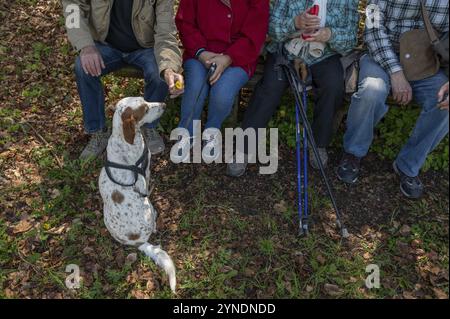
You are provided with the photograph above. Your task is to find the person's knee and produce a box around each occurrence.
[183,59,208,88]
[421,85,449,114]
[75,57,87,78]
[144,70,163,85]
[250,74,286,105]
[356,77,389,104]
[75,56,101,82]
[316,77,344,100]
[145,70,168,93]
[184,59,206,76]
[432,107,450,124]
[441,111,449,124]
[210,86,236,113]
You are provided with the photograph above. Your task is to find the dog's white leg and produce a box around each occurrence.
[138,243,176,293]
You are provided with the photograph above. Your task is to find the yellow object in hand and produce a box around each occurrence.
[175,81,184,90]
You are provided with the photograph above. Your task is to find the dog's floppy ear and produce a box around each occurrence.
[121,107,136,145]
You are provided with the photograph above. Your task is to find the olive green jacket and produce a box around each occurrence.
[62,0,182,74]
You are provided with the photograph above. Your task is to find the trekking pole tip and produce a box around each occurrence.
[299,222,309,237]
[341,228,350,239]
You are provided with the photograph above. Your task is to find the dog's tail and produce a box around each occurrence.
[138,243,176,293]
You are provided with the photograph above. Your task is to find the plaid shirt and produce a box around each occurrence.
[365,0,449,75]
[266,0,359,65]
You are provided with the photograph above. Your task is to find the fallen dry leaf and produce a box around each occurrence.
[363,252,371,260]
[316,254,326,265]
[273,200,288,214]
[403,291,416,299]
[49,188,60,199]
[399,225,411,236]
[244,268,256,277]
[323,283,343,297]
[126,253,138,264]
[429,266,441,276]
[12,220,33,234]
[432,288,448,299]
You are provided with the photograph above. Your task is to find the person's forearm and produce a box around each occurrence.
[62,0,94,51]
[155,0,182,74]
[364,0,402,75]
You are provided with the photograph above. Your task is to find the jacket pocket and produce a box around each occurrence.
[90,0,111,40]
[134,0,156,46]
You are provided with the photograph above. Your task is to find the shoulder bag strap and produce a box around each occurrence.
[420,0,440,45]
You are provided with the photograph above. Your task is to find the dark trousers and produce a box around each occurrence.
[242,53,344,149]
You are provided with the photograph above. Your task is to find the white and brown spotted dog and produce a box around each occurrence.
[98,97,176,292]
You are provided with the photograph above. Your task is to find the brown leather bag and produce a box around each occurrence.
[399,1,444,81]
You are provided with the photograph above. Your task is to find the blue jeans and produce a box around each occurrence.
[344,55,449,177]
[75,42,168,133]
[178,59,249,136]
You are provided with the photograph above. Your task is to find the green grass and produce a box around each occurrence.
[1,72,448,298]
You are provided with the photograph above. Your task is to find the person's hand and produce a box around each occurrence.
[303,27,332,43]
[80,45,105,77]
[438,82,449,110]
[391,71,413,105]
[164,69,184,98]
[295,9,321,31]
[208,54,232,85]
[198,51,220,68]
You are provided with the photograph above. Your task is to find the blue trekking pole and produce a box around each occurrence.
[302,85,309,235]
[295,81,310,236]
[274,45,349,238]
[295,100,304,235]
[289,69,349,238]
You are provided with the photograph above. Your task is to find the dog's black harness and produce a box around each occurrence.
[105,147,149,187]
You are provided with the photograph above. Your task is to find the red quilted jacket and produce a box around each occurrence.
[175,0,269,77]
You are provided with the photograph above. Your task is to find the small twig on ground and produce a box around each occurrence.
[20,121,64,168]
[16,248,42,275]
[203,205,240,215]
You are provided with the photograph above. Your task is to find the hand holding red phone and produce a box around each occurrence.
[301,5,320,40]
[295,5,321,32]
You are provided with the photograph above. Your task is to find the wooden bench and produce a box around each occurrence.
[113,65,144,79]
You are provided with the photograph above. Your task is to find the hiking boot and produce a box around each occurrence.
[336,152,361,184]
[393,161,424,199]
[141,127,165,155]
[309,147,329,170]
[226,153,249,177]
[79,128,111,160]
